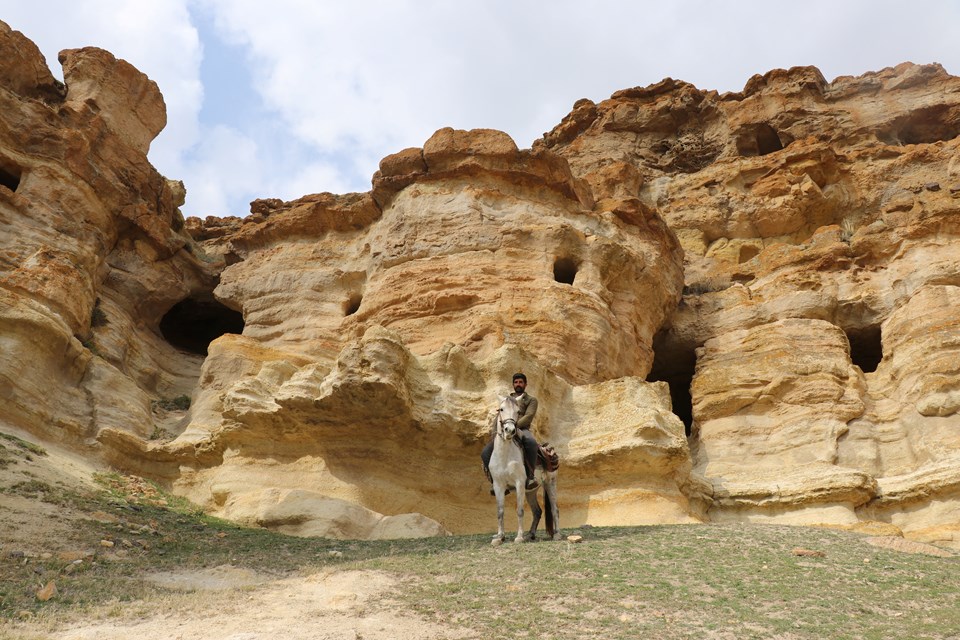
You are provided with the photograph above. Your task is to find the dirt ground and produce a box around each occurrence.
[30,569,468,640]
[0,426,470,640]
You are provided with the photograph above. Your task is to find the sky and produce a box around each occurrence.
[3,1,959,219]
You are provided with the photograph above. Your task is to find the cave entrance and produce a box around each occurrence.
[0,161,21,192]
[845,325,883,374]
[159,296,245,355]
[553,256,579,285]
[343,292,362,316]
[647,330,697,436]
[736,123,785,157]
[879,105,960,145]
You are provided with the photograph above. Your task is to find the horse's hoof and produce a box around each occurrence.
[491,537,504,547]
[552,533,563,541]
[513,536,525,544]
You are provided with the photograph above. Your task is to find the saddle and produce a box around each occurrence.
[538,442,560,472]
[482,442,560,486]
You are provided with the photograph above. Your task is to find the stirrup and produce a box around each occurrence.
[525,477,540,491]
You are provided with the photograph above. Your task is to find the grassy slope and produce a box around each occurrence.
[1,435,958,640]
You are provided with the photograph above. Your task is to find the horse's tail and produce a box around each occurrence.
[544,482,556,538]
[538,443,560,539]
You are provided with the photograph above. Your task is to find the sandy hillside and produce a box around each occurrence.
[0,424,469,640]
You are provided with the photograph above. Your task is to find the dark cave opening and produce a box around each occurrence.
[553,257,579,285]
[736,123,785,157]
[0,163,21,192]
[159,296,245,355]
[344,293,362,316]
[880,105,960,146]
[647,330,697,436]
[755,124,785,155]
[845,325,883,374]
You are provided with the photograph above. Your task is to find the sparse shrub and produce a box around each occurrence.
[0,432,47,456]
[149,426,170,440]
[153,394,191,411]
[683,276,730,296]
[90,298,107,327]
[79,337,102,357]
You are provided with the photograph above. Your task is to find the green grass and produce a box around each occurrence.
[151,395,191,411]
[377,525,960,639]
[0,433,47,458]
[1,474,958,639]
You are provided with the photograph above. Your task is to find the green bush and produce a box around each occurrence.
[90,299,108,327]
[153,394,191,411]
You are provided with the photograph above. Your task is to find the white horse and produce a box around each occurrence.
[488,395,561,545]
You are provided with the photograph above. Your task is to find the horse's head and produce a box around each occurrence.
[496,395,520,440]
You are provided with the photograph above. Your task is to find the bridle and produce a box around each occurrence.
[496,409,518,441]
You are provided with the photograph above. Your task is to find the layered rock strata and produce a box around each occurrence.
[540,62,960,546]
[172,126,692,535]
[2,17,960,545]
[0,21,218,459]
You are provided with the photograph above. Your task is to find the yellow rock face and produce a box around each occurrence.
[2,19,960,545]
[541,63,960,547]
[172,126,689,535]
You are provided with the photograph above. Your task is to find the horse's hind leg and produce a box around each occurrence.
[525,486,542,541]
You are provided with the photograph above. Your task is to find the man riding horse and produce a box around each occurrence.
[482,372,540,491]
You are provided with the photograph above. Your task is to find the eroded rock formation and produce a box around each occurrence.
[539,62,960,545]
[0,21,218,456]
[1,19,959,546]
[170,126,691,536]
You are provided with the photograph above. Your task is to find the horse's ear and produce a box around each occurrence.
[496,394,505,403]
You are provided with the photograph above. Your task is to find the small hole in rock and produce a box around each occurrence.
[736,123,784,157]
[0,164,21,192]
[846,325,883,373]
[553,257,578,285]
[881,105,960,145]
[344,293,362,316]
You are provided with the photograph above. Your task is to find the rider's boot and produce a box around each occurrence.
[524,456,539,491]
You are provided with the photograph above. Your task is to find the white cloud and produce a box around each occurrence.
[5,0,960,218]
[192,0,960,193]
[274,162,353,202]
[179,125,259,216]
[2,1,203,179]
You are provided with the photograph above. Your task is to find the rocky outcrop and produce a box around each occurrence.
[541,62,960,546]
[2,19,960,546]
[0,22,218,460]
[169,125,691,535]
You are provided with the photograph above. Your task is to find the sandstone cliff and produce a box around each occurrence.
[538,63,960,546]
[1,20,958,546]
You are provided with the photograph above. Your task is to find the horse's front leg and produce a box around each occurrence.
[514,477,526,543]
[491,483,506,546]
